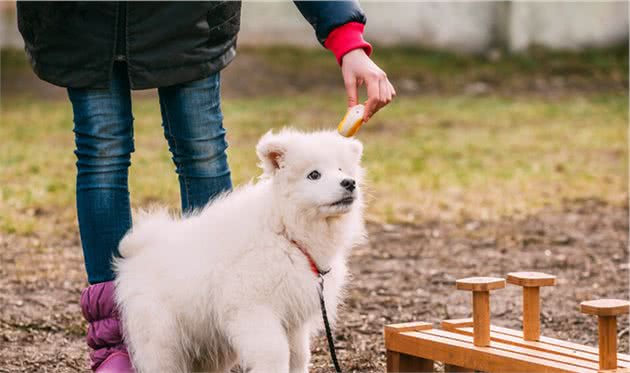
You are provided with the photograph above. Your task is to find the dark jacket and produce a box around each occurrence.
[17,1,366,90]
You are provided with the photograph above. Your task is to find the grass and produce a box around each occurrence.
[1,89,627,234]
[4,45,627,95]
[242,44,628,94]
[252,44,629,76]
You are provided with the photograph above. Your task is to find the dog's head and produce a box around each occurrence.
[256,129,364,217]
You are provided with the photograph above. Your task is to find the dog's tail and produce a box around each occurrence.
[118,208,173,258]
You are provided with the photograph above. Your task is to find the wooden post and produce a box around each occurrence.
[472,290,490,346]
[456,277,505,347]
[580,298,630,371]
[506,272,556,341]
[598,316,617,370]
[387,351,433,372]
[523,287,540,340]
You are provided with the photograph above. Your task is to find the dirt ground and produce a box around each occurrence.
[1,198,627,372]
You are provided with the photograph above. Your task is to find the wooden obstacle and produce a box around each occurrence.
[385,272,630,372]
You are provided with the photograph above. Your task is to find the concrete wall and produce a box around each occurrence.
[240,2,506,52]
[509,2,629,52]
[239,2,501,53]
[1,6,20,49]
[238,1,628,53]
[2,1,628,53]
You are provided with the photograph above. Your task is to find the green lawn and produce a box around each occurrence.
[252,44,628,85]
[1,91,626,234]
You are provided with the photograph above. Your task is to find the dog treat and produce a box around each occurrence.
[337,104,365,137]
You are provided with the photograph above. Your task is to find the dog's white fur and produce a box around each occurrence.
[114,129,366,373]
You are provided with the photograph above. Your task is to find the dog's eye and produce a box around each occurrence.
[307,170,321,180]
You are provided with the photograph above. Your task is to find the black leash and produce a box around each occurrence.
[284,232,343,373]
[317,273,343,373]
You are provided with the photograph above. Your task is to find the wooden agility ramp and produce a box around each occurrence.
[385,272,630,372]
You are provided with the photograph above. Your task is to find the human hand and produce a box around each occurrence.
[341,49,396,122]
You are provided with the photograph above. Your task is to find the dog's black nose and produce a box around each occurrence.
[340,178,356,192]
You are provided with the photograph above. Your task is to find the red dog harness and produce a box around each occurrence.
[290,239,330,277]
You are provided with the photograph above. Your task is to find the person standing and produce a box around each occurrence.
[17,2,395,371]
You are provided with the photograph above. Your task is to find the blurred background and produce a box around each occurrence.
[1,2,628,372]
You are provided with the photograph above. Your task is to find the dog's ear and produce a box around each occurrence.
[348,138,363,163]
[256,131,288,174]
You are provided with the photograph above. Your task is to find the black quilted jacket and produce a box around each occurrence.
[17,1,366,89]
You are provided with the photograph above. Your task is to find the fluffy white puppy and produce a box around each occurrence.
[114,129,366,373]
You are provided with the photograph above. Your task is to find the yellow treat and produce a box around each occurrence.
[337,104,365,137]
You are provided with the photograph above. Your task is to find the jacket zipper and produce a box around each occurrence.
[115,2,127,61]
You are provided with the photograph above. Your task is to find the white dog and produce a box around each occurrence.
[114,129,366,373]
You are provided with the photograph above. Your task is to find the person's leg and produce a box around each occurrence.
[68,63,134,372]
[158,72,232,213]
[68,63,134,285]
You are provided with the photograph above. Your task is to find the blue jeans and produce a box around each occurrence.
[68,63,232,284]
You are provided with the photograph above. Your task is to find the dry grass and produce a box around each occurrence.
[1,92,626,234]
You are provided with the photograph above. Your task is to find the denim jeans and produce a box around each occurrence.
[68,63,232,284]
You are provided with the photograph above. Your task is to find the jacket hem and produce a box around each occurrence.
[127,46,237,90]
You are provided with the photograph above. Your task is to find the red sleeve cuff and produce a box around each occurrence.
[324,22,373,66]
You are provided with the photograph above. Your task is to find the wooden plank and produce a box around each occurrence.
[441,319,630,364]
[454,327,596,363]
[385,322,435,372]
[444,363,475,372]
[581,300,630,317]
[491,326,630,364]
[423,329,600,370]
[454,327,630,369]
[386,330,596,373]
[456,277,506,292]
[386,322,433,333]
[387,350,434,372]
[507,272,556,287]
[441,318,474,330]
